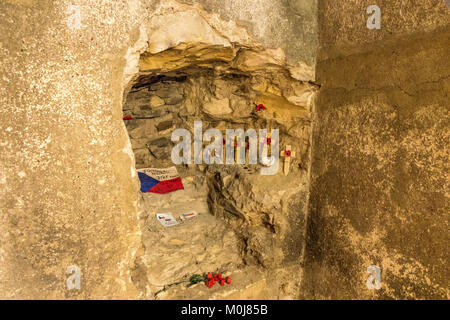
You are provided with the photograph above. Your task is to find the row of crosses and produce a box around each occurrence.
[203,132,296,175]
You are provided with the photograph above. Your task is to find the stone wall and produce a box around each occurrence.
[145,0,318,69]
[2,0,447,300]
[0,0,145,299]
[0,0,316,299]
[0,0,319,299]
[303,0,450,299]
[124,76,186,168]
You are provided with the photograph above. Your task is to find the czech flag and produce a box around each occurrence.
[137,167,184,194]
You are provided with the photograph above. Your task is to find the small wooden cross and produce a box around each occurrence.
[234,139,246,164]
[260,132,272,158]
[280,145,296,175]
[245,139,250,164]
[212,148,222,162]
[203,141,217,163]
[222,135,231,162]
[204,140,223,163]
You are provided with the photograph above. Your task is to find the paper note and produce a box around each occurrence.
[156,213,179,227]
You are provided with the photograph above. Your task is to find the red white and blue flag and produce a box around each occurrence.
[137,167,184,194]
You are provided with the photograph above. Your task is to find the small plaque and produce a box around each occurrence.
[156,213,179,227]
[180,210,198,221]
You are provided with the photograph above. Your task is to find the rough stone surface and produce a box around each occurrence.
[318,0,449,55]
[206,166,310,299]
[149,96,165,107]
[189,0,318,67]
[0,0,145,299]
[303,0,450,299]
[140,0,316,79]
[203,98,232,116]
[133,178,247,299]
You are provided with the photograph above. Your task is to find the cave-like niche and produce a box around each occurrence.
[123,37,317,299]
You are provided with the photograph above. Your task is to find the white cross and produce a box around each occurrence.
[260,132,272,158]
[234,139,245,164]
[280,145,296,175]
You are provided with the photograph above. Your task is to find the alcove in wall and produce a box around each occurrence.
[122,38,317,299]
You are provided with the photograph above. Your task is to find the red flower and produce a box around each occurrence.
[205,272,231,288]
[256,104,266,111]
[285,150,291,157]
[266,138,271,145]
[234,141,237,148]
[123,116,133,120]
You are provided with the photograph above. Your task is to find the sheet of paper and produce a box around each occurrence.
[156,213,179,227]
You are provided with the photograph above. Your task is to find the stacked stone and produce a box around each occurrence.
[124,79,186,168]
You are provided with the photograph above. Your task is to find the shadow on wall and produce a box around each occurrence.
[303,0,450,299]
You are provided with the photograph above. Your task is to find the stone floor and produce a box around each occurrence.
[134,174,270,299]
